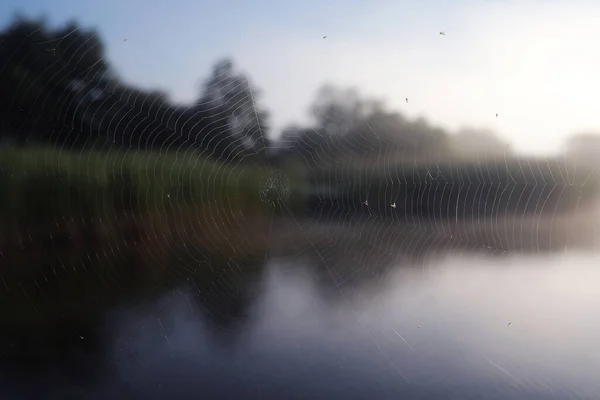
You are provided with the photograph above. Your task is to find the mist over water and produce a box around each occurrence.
[2,1,600,399]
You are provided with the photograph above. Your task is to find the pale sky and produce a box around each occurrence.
[2,0,600,154]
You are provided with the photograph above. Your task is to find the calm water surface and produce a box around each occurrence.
[2,217,600,400]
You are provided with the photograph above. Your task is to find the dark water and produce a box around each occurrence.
[2,216,600,400]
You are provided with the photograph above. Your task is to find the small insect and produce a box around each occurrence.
[508,322,512,327]
[405,98,409,103]
[391,202,396,208]
[439,32,446,36]
[323,35,327,39]
[123,37,128,42]
[496,113,499,118]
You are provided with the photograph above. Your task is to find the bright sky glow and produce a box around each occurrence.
[2,0,599,154]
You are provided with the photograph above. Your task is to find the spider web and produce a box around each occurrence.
[0,14,599,399]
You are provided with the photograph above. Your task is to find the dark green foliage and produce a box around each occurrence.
[0,18,270,163]
[0,146,273,226]
[308,157,597,220]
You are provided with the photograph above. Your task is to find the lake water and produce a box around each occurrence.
[1,215,600,399]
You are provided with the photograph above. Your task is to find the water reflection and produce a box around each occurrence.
[1,211,600,399]
[108,250,600,399]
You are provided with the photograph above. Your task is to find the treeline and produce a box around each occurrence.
[273,85,510,167]
[1,16,599,222]
[273,86,600,219]
[0,17,269,163]
[274,84,600,168]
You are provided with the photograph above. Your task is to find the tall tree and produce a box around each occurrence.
[279,84,450,166]
[452,127,512,159]
[199,59,269,156]
[0,17,269,163]
[0,17,112,145]
[310,85,366,136]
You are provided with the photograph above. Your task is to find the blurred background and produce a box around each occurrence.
[1,1,600,399]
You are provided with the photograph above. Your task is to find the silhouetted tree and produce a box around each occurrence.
[0,17,269,163]
[278,84,450,166]
[0,17,112,145]
[452,127,512,159]
[198,59,270,159]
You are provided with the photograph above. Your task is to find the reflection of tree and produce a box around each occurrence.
[269,213,582,300]
[176,246,268,343]
[0,219,270,366]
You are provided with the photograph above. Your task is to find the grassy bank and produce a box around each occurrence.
[0,145,286,339]
[0,146,271,224]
